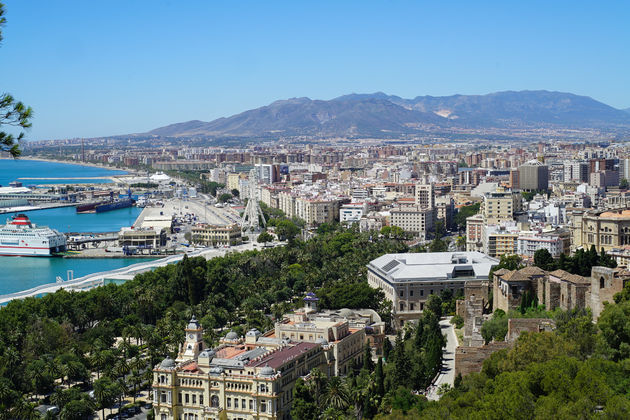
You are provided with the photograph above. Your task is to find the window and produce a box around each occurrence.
[399,302,404,311]
[234,399,239,408]
[192,394,196,404]
[410,303,415,311]
[410,290,414,297]
[261,400,267,413]
[420,290,424,296]
[200,395,203,405]
[399,290,404,297]
[600,277,605,289]
[250,400,254,410]
[185,394,189,404]
[242,399,246,410]
[211,395,219,408]
[227,398,231,408]
[161,391,167,403]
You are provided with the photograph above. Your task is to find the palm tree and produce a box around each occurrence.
[456,235,466,251]
[323,376,350,411]
[11,398,40,420]
[94,377,116,420]
[113,359,130,379]
[90,350,106,380]
[308,368,328,408]
[129,370,143,403]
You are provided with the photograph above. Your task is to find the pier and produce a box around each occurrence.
[0,242,258,305]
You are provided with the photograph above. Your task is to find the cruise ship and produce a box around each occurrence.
[0,214,67,256]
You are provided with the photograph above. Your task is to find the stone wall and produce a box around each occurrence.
[589,266,628,320]
[506,318,555,342]
[463,296,485,347]
[454,342,510,377]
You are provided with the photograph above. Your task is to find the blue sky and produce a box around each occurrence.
[1,1,629,139]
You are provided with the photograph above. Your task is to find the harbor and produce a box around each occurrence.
[0,159,247,299]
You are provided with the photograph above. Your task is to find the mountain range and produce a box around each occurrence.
[146,90,630,138]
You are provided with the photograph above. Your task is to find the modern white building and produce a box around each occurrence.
[339,202,367,223]
[517,230,570,258]
[367,252,498,326]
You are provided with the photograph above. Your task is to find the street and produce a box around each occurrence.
[427,317,458,401]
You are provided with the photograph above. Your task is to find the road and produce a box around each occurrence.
[427,317,458,401]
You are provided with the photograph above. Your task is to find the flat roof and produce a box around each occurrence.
[368,252,498,283]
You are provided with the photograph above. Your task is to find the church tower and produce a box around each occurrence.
[176,315,204,362]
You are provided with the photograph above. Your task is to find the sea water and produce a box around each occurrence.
[0,257,153,295]
[3,205,142,233]
[0,158,126,186]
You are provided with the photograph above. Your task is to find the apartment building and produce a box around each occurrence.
[482,222,519,258]
[294,198,339,226]
[517,229,570,258]
[465,213,484,252]
[390,205,435,240]
[481,190,522,224]
[564,161,589,183]
[415,183,435,208]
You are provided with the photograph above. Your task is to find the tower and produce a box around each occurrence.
[241,168,267,232]
[176,316,204,362]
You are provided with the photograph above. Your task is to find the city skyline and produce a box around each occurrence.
[0,1,629,139]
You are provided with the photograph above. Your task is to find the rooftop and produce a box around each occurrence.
[247,342,318,370]
[368,252,498,282]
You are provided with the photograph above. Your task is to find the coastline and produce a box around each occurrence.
[4,156,134,174]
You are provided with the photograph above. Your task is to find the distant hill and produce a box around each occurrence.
[146,90,630,138]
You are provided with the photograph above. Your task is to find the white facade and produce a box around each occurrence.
[517,231,567,258]
[340,203,367,223]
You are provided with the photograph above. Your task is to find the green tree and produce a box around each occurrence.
[428,237,448,252]
[0,3,32,157]
[323,376,349,411]
[454,202,481,230]
[481,310,508,344]
[533,248,557,271]
[257,231,273,244]
[291,378,319,420]
[274,219,300,241]
[218,193,232,203]
[231,188,240,197]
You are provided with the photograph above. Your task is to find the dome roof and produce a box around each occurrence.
[187,315,200,330]
[260,365,275,376]
[338,308,354,318]
[159,357,176,369]
[316,337,329,346]
[199,349,216,359]
[246,328,261,337]
[225,331,239,340]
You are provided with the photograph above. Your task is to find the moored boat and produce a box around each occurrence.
[0,214,67,256]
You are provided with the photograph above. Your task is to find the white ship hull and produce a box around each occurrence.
[0,214,67,257]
